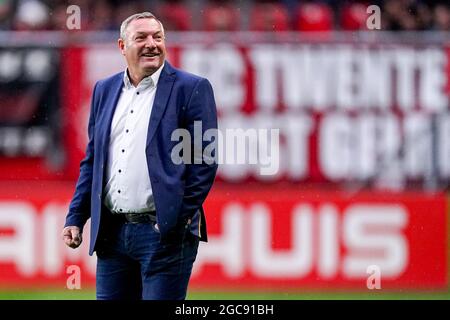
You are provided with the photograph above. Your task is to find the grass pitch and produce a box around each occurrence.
[0,289,449,300]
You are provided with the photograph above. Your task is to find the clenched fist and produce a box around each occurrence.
[62,226,82,249]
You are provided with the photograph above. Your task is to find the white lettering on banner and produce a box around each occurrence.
[245,45,447,112]
[320,112,379,180]
[336,47,357,110]
[343,205,408,278]
[395,49,416,111]
[250,45,279,112]
[45,204,96,276]
[0,199,410,281]
[318,205,339,278]
[280,46,305,110]
[280,114,312,179]
[318,112,448,182]
[42,204,65,276]
[193,203,245,277]
[216,111,448,184]
[357,115,377,179]
[357,49,392,110]
[180,44,245,114]
[0,203,35,275]
[280,45,393,111]
[404,113,433,178]
[193,202,409,280]
[320,113,352,180]
[250,204,313,277]
[0,202,96,277]
[374,114,404,189]
[279,46,336,110]
[41,204,96,277]
[419,49,447,112]
[84,46,450,184]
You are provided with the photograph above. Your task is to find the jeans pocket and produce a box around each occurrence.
[179,224,199,274]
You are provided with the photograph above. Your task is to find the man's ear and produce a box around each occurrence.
[118,38,126,56]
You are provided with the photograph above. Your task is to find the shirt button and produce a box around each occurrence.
[137,92,139,95]
[131,110,134,113]
[119,209,123,212]
[118,190,121,193]
[118,169,122,173]
[122,149,125,153]
[126,129,129,133]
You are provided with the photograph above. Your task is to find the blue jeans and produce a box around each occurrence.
[95,218,199,300]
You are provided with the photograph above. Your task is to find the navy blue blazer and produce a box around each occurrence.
[64,61,218,255]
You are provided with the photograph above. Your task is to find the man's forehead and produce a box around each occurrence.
[128,18,162,33]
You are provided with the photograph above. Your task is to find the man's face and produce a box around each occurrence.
[119,18,166,78]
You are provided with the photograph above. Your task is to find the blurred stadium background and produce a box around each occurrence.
[0,0,449,299]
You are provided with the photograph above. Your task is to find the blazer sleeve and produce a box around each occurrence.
[64,82,99,232]
[179,78,219,223]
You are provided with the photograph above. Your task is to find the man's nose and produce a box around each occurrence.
[144,36,157,48]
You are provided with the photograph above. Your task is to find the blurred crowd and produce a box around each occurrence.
[0,0,448,32]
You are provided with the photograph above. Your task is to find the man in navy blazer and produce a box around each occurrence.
[62,12,218,300]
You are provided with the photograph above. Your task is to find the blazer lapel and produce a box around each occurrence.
[101,73,124,162]
[146,62,176,147]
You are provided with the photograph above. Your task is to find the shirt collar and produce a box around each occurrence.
[123,62,165,90]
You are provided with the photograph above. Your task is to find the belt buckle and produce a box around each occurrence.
[125,213,140,224]
[124,212,154,224]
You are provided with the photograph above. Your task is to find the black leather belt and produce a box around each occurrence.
[111,211,157,224]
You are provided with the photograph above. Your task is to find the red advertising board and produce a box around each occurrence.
[58,42,450,189]
[2,37,450,189]
[192,186,448,290]
[0,182,446,290]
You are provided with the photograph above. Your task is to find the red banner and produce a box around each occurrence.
[0,182,446,290]
[2,40,449,188]
[62,43,450,187]
[193,186,448,290]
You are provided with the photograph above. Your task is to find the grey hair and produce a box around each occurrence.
[119,12,165,41]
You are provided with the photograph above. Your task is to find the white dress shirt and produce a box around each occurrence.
[103,63,164,214]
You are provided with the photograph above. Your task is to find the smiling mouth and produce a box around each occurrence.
[141,52,159,57]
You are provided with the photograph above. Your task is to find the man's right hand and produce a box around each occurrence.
[62,226,82,249]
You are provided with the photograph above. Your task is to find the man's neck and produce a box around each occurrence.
[126,63,165,87]
[128,70,150,87]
